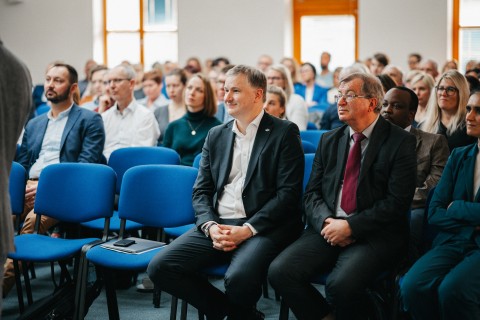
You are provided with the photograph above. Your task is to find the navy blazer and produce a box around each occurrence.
[429,143,480,247]
[193,113,304,245]
[17,104,105,174]
[295,83,329,110]
[305,116,417,251]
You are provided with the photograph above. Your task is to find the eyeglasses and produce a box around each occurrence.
[435,86,458,96]
[103,78,129,85]
[334,93,371,103]
[267,76,283,81]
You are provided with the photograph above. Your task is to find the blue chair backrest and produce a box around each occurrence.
[301,141,316,154]
[303,154,315,192]
[9,162,27,215]
[108,146,180,194]
[300,130,328,151]
[34,163,116,223]
[36,103,50,116]
[307,122,318,130]
[192,153,202,169]
[118,165,198,227]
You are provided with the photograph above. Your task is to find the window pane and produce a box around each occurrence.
[459,28,480,72]
[144,0,177,31]
[301,15,355,73]
[460,0,480,27]
[106,33,141,67]
[106,0,140,31]
[143,32,178,68]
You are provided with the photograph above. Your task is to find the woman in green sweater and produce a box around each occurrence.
[163,73,222,166]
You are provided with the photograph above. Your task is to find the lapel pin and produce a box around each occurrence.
[265,128,270,132]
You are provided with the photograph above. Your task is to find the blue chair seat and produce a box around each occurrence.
[202,264,229,277]
[164,224,195,238]
[81,211,143,231]
[9,235,98,262]
[86,245,163,270]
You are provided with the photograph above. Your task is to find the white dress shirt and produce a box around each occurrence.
[335,115,379,217]
[286,94,308,131]
[102,100,160,160]
[29,105,73,179]
[215,111,264,234]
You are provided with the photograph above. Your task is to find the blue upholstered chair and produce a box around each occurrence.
[301,140,316,154]
[9,162,27,233]
[303,153,315,192]
[300,130,328,151]
[81,147,181,232]
[306,121,318,130]
[8,163,116,313]
[75,165,198,320]
[192,153,202,169]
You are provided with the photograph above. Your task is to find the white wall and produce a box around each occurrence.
[0,0,94,84]
[177,0,287,68]
[0,0,451,84]
[358,0,449,72]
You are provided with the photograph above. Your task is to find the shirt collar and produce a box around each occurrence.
[232,110,264,137]
[47,103,73,121]
[348,115,379,140]
[114,99,137,115]
[404,125,412,132]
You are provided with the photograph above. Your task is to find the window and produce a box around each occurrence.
[94,0,178,68]
[454,0,480,72]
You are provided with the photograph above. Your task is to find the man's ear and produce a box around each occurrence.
[369,98,378,111]
[255,88,264,102]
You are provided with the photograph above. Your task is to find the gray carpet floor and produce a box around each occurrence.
[2,262,300,319]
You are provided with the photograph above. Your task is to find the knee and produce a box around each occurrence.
[438,276,468,305]
[146,252,175,284]
[20,210,36,235]
[268,257,289,289]
[326,275,358,304]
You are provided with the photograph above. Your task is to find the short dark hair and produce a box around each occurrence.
[167,68,188,86]
[212,57,230,67]
[89,65,108,79]
[373,53,389,67]
[49,63,78,84]
[377,74,396,93]
[143,69,163,84]
[409,53,422,62]
[226,65,267,102]
[220,64,235,75]
[392,86,418,112]
[301,62,317,78]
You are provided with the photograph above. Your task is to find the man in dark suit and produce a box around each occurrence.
[3,63,105,296]
[148,65,304,320]
[269,73,417,320]
[381,86,449,260]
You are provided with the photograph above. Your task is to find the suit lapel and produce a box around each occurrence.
[217,122,235,191]
[410,127,421,151]
[244,114,273,188]
[464,144,478,201]
[60,105,80,152]
[335,127,350,185]
[359,116,388,182]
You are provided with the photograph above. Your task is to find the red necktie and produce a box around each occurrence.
[341,132,366,214]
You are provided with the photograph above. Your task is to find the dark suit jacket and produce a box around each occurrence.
[193,112,304,245]
[304,115,417,251]
[429,143,480,247]
[17,104,106,174]
[410,127,449,208]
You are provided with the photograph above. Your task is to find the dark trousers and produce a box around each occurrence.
[147,223,282,320]
[269,227,400,320]
[401,242,480,320]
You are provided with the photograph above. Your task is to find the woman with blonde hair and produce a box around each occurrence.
[410,72,435,126]
[163,73,221,166]
[420,70,476,151]
[266,64,308,130]
[264,85,287,119]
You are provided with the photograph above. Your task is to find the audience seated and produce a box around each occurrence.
[296,62,329,110]
[163,73,221,166]
[400,89,480,320]
[154,68,187,145]
[382,65,403,86]
[419,58,439,80]
[80,65,108,111]
[132,63,146,100]
[267,64,308,130]
[407,53,422,71]
[214,64,235,123]
[280,57,302,93]
[381,86,449,261]
[410,72,435,126]
[101,64,160,161]
[2,63,105,297]
[257,54,273,73]
[78,59,97,96]
[441,59,458,73]
[137,69,169,110]
[377,74,396,93]
[420,70,476,151]
[264,85,287,119]
[316,51,334,88]
[369,52,390,75]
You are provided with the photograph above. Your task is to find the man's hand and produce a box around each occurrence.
[24,181,38,211]
[210,224,253,252]
[320,218,354,247]
[98,94,114,113]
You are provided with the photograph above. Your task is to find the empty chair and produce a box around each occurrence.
[301,140,316,154]
[300,130,328,151]
[75,165,198,320]
[7,163,115,313]
[9,162,27,232]
[81,146,181,231]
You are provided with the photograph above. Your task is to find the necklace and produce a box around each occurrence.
[186,119,205,136]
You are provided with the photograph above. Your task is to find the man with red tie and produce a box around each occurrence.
[269,72,417,320]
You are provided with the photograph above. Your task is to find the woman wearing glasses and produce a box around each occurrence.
[163,73,221,166]
[420,70,476,151]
